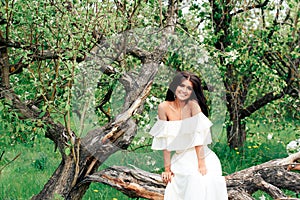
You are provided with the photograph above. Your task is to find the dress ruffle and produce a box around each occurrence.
[149,112,213,151]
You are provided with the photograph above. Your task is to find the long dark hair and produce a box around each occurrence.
[165,71,209,117]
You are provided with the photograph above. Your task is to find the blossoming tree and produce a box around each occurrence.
[0,0,299,199]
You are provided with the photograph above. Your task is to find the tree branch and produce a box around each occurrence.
[230,0,269,17]
[95,84,114,122]
[241,48,299,119]
[0,38,23,48]
[253,175,286,199]
[80,166,165,200]
[241,91,285,119]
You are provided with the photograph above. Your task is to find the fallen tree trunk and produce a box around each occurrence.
[81,152,300,200]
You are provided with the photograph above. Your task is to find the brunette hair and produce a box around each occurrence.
[165,71,209,117]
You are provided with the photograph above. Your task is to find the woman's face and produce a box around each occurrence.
[174,79,193,101]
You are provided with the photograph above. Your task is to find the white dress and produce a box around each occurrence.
[149,112,228,200]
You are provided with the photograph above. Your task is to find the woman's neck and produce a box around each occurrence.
[173,99,187,109]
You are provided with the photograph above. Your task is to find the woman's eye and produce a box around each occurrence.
[187,87,192,90]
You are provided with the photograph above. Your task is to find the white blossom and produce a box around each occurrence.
[286,139,300,155]
[267,134,273,140]
[287,141,298,149]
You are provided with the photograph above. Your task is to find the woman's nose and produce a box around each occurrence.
[182,87,187,92]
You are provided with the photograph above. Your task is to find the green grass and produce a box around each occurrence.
[0,136,60,200]
[214,133,289,176]
[0,118,298,200]
[0,136,136,200]
[211,118,299,200]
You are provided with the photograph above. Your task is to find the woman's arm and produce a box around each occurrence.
[157,102,173,183]
[162,150,173,183]
[190,101,207,174]
[195,145,207,175]
[163,150,171,172]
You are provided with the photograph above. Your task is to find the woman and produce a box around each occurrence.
[149,71,228,199]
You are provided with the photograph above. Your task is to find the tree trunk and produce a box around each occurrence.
[83,152,300,200]
[32,156,84,200]
[225,77,248,148]
[226,104,247,149]
[0,37,10,88]
[32,122,138,199]
[210,1,248,148]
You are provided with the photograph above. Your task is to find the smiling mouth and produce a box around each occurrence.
[177,93,189,98]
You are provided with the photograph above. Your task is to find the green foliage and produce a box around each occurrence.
[0,100,46,146]
[1,0,299,199]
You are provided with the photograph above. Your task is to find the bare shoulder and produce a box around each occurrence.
[188,100,202,114]
[188,99,200,108]
[158,101,169,110]
[157,101,168,120]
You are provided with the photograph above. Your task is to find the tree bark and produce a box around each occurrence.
[82,152,300,200]
[0,32,10,88]
[226,114,246,149]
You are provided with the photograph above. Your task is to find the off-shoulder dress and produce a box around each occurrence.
[149,112,228,200]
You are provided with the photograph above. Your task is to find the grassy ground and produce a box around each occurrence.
[0,119,298,200]
[0,136,61,200]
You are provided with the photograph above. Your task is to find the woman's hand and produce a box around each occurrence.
[161,171,174,183]
[198,159,207,175]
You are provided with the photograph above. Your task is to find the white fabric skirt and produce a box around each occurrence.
[164,147,228,200]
